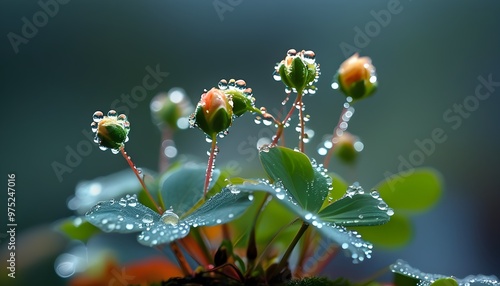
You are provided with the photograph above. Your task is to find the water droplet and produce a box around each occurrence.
[341,243,349,249]
[386,208,395,216]
[305,213,313,220]
[358,214,364,219]
[227,185,241,194]
[142,214,154,224]
[248,194,254,201]
[272,70,281,81]
[303,50,316,64]
[91,122,98,132]
[378,201,388,211]
[161,210,179,226]
[125,224,134,230]
[216,219,222,224]
[287,49,297,56]
[276,193,285,200]
[218,79,228,90]
[235,79,246,90]
[254,116,262,124]
[117,114,127,121]
[101,218,108,224]
[370,191,380,199]
[93,111,104,122]
[107,110,117,118]
[119,198,127,207]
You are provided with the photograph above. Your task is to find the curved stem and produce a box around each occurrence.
[120,147,162,213]
[203,134,218,198]
[272,222,309,279]
[245,193,270,276]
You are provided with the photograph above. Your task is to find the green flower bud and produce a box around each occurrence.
[150,88,194,130]
[333,132,363,164]
[333,53,377,101]
[91,110,130,154]
[273,49,320,94]
[190,88,233,137]
[218,79,256,117]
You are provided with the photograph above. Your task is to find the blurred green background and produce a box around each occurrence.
[1,0,499,285]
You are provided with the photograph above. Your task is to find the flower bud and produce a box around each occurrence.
[273,49,320,94]
[335,53,377,101]
[218,79,256,117]
[190,88,233,137]
[91,110,130,154]
[150,88,193,130]
[333,132,363,164]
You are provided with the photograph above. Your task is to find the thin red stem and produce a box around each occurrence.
[271,94,302,147]
[120,147,162,213]
[203,134,217,198]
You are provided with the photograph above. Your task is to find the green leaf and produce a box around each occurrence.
[159,165,220,218]
[321,173,348,210]
[391,260,499,286]
[431,278,459,286]
[259,146,327,213]
[229,181,374,263]
[58,217,101,242]
[376,168,442,213]
[351,214,412,248]
[183,188,253,227]
[318,194,391,226]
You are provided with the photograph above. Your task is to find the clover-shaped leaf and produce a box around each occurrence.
[259,146,327,213]
[228,181,376,263]
[391,260,500,286]
[85,166,251,247]
[226,146,392,262]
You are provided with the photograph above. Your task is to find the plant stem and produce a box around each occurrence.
[323,102,352,168]
[170,242,193,276]
[246,193,270,276]
[203,133,218,198]
[297,93,305,152]
[190,227,214,265]
[120,147,162,213]
[271,94,302,147]
[272,221,309,279]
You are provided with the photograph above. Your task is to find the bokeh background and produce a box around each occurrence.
[1,0,500,285]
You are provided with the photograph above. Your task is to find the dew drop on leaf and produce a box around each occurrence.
[161,210,179,226]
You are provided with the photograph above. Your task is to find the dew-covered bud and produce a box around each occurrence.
[273,49,320,94]
[190,88,233,137]
[219,79,256,117]
[333,132,363,164]
[150,88,194,130]
[91,110,130,154]
[334,53,377,101]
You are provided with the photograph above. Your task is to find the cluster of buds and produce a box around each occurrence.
[273,49,320,95]
[189,79,256,137]
[334,53,377,101]
[91,110,130,154]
